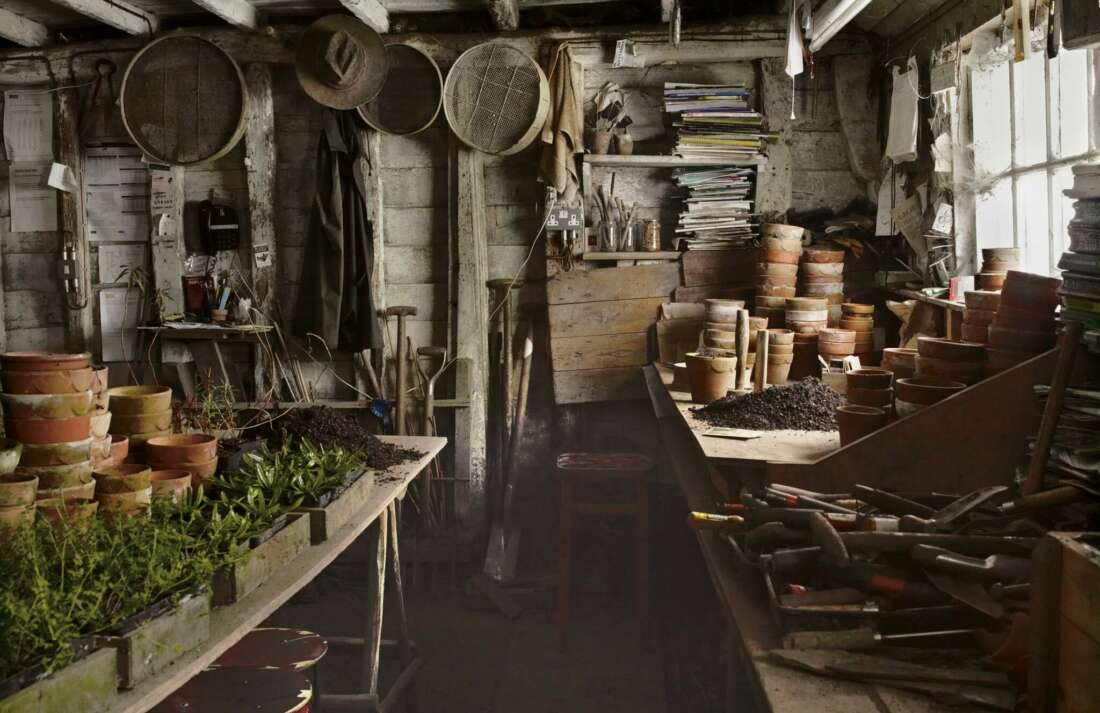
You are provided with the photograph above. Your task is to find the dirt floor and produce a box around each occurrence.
[265,484,729,713]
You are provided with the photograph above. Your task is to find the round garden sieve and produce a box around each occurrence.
[357,43,443,136]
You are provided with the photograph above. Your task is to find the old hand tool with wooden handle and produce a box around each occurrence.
[687,512,746,531]
[899,486,1008,532]
[910,545,1032,582]
[782,627,975,651]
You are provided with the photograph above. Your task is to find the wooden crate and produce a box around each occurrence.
[213,513,311,605]
[98,590,211,689]
[1030,531,1100,713]
[296,470,376,545]
[0,648,118,713]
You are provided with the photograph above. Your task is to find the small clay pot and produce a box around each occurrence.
[819,328,856,344]
[704,299,747,324]
[837,405,887,446]
[761,223,805,243]
[841,302,874,315]
[756,262,798,277]
[17,460,93,489]
[801,282,845,296]
[801,262,844,277]
[0,438,22,474]
[93,464,151,493]
[0,473,38,507]
[894,377,966,406]
[0,503,35,529]
[38,498,98,525]
[800,248,845,263]
[964,308,996,327]
[126,429,173,449]
[684,351,737,404]
[982,247,1020,263]
[147,455,218,483]
[590,129,612,155]
[37,480,95,502]
[96,488,152,514]
[760,236,803,253]
[758,248,801,265]
[4,415,91,444]
[110,434,130,463]
[753,306,786,327]
[881,347,918,372]
[91,365,109,393]
[766,329,795,345]
[917,337,986,362]
[785,297,826,312]
[846,368,893,390]
[977,272,1007,291]
[19,438,94,467]
[90,409,112,439]
[964,291,1001,311]
[847,386,894,408]
[785,309,828,323]
[818,341,855,357]
[1,367,95,395]
[800,273,844,284]
[759,274,798,287]
[110,409,172,435]
[786,320,827,334]
[766,353,794,385]
[839,317,873,332]
[747,317,770,334]
[769,343,794,356]
[107,385,172,415]
[1,351,91,372]
[0,391,95,419]
[150,470,193,502]
[704,332,737,350]
[992,304,1057,332]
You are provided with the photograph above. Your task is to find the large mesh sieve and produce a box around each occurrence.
[443,42,549,156]
[357,44,443,136]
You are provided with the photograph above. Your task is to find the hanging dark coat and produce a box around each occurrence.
[292,109,384,351]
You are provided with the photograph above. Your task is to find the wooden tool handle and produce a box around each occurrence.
[687,512,745,531]
[735,309,750,391]
[1024,320,1083,495]
[754,329,768,392]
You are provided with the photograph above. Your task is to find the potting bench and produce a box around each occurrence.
[109,435,446,713]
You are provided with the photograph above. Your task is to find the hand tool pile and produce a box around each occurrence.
[689,478,1100,710]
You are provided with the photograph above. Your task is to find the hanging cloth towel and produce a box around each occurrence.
[292,109,384,352]
[785,0,806,119]
[539,44,584,204]
[885,57,920,163]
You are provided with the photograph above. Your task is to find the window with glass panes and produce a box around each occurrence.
[970,47,1097,276]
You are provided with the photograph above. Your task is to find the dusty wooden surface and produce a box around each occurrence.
[107,436,444,713]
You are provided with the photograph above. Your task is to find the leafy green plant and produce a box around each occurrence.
[215,439,362,509]
[177,378,237,435]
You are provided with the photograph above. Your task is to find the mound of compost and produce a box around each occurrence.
[692,378,843,432]
[271,407,420,471]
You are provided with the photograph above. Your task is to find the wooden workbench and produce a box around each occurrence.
[642,365,986,713]
[110,436,445,713]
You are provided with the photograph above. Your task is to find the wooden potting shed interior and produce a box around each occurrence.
[0,0,1099,711]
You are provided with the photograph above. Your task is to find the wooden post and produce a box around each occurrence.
[357,127,386,403]
[244,63,276,401]
[734,309,749,391]
[363,506,388,695]
[754,329,768,392]
[150,165,188,366]
[53,64,94,352]
[1024,321,1083,495]
[451,138,489,532]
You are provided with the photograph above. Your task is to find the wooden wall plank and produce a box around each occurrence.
[552,366,646,404]
[680,249,756,287]
[548,297,664,339]
[550,332,649,372]
[546,262,680,304]
[245,63,276,400]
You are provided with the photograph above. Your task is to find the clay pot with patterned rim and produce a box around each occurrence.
[147,455,218,484]
[19,438,92,467]
[1,352,91,372]
[110,409,172,435]
[37,498,98,524]
[0,473,38,507]
[96,488,152,515]
[91,435,112,463]
[0,391,95,419]
[146,434,219,464]
[846,369,894,390]
[90,409,112,439]
[150,470,193,502]
[110,434,130,463]
[4,415,91,444]
[93,464,151,493]
[1,367,95,395]
[107,385,172,415]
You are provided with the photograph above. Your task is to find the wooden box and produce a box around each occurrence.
[296,470,376,544]
[98,590,211,689]
[213,513,311,605]
[0,648,118,713]
[1029,532,1100,713]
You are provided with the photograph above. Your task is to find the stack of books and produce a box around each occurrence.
[672,167,756,250]
[1059,164,1100,329]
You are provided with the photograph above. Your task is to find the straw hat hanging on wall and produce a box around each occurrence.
[295,15,389,110]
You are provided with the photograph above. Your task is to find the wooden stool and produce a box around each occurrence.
[556,452,652,649]
[151,667,312,713]
[210,627,327,712]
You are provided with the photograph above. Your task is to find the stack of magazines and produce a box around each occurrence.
[672,168,756,250]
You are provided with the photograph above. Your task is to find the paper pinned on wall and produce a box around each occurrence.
[932,203,954,234]
[86,147,149,242]
[150,169,175,214]
[885,57,920,163]
[98,244,148,285]
[895,192,927,254]
[47,162,78,193]
[3,90,52,162]
[99,287,144,362]
[9,161,57,233]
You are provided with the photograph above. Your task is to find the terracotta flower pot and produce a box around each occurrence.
[785,309,828,323]
[987,325,1056,353]
[917,337,986,362]
[704,299,746,324]
[590,130,612,154]
[684,351,737,404]
[93,464,152,493]
[964,291,1001,311]
[0,473,38,507]
[819,328,856,344]
[846,368,893,390]
[759,274,797,287]
[96,488,152,514]
[758,248,801,265]
[847,386,894,408]
[800,248,845,263]
[786,320,827,334]
[977,272,1007,291]
[0,391,95,419]
[754,296,787,309]
[146,433,219,464]
[38,498,98,525]
[4,415,91,444]
[766,352,794,385]
[90,435,112,463]
[19,438,93,467]
[961,324,989,343]
[0,438,22,474]
[107,385,172,415]
[614,131,634,155]
[37,480,95,502]
[126,429,173,449]
[818,341,855,357]
[837,405,887,446]
[841,302,874,315]
[704,333,737,350]
[801,261,845,277]
[761,223,805,243]
[760,235,803,253]
[90,409,112,439]
[148,456,217,490]
[2,367,95,395]
[1,351,91,372]
[150,470,193,502]
[756,262,798,277]
[17,460,93,489]
[756,283,797,298]
[0,503,35,529]
[110,434,130,463]
[894,377,966,406]
[801,282,845,296]
[110,409,172,435]
[881,347,918,373]
[766,329,795,345]
[768,343,794,355]
[915,355,985,384]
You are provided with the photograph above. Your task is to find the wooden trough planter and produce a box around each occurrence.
[95,589,211,689]
[295,469,376,545]
[212,513,311,605]
[0,647,118,713]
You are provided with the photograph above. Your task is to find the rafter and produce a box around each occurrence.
[0,7,50,46]
[487,0,520,30]
[48,0,158,35]
[190,0,259,30]
[336,0,389,33]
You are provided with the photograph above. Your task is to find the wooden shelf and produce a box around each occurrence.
[892,288,965,312]
[583,154,766,168]
[109,436,446,713]
[583,251,681,261]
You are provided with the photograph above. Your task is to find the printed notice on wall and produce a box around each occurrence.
[86,146,149,242]
[150,169,175,214]
[9,162,57,232]
[3,90,52,161]
[99,287,143,362]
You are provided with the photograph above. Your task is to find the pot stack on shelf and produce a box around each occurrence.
[915,337,986,386]
[765,328,795,385]
[1,352,97,505]
[1058,165,1100,329]
[961,290,1000,344]
[107,385,173,458]
[784,297,826,381]
[845,368,895,418]
[799,246,845,326]
[755,224,803,327]
[985,270,1062,376]
[839,303,875,361]
[880,347,918,379]
[976,247,1019,291]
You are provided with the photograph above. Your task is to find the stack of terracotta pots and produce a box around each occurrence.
[765,328,794,385]
[977,248,1020,291]
[107,385,173,457]
[840,303,875,360]
[0,441,33,529]
[894,376,966,418]
[845,368,895,418]
[87,366,114,466]
[756,224,804,327]
[145,434,219,492]
[799,247,846,325]
[915,337,986,385]
[785,297,827,334]
[962,291,1000,344]
[836,405,888,446]
[703,299,745,349]
[93,463,151,517]
[818,328,856,361]
[986,270,1062,376]
[881,347,918,379]
[1,352,98,505]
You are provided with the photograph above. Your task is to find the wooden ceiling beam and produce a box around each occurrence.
[0,6,50,46]
[487,0,520,30]
[48,0,158,34]
[336,0,389,33]
[189,0,260,30]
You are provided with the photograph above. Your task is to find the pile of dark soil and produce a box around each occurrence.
[271,407,420,471]
[693,377,843,431]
